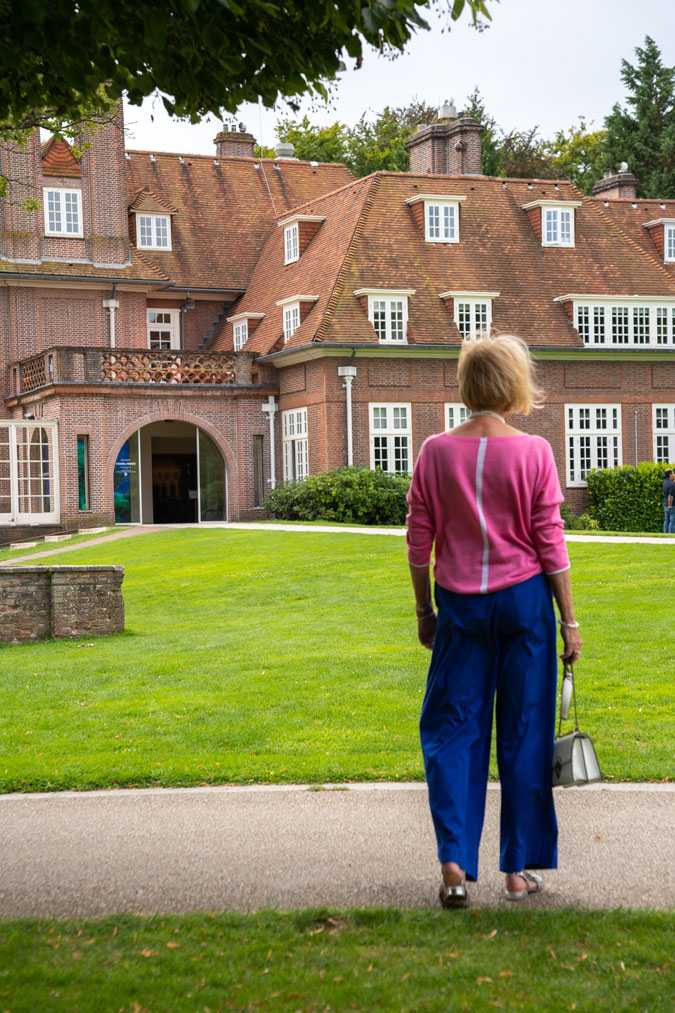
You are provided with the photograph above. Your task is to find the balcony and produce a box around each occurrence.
[11,346,242,394]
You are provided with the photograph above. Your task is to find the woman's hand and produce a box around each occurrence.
[559,623,582,663]
[417,612,437,650]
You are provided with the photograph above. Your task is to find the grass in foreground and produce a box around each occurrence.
[0,908,672,1012]
[1,530,673,791]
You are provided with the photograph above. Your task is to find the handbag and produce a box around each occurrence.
[552,662,602,787]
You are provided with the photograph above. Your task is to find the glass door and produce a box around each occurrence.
[197,429,226,521]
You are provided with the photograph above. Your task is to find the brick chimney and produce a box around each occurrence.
[407,102,482,176]
[592,166,638,200]
[214,127,256,159]
[79,99,128,265]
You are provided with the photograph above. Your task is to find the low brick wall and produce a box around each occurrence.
[0,566,125,644]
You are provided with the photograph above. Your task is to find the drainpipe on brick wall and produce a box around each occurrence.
[337,365,358,466]
[634,410,638,466]
[102,299,119,347]
[261,395,278,489]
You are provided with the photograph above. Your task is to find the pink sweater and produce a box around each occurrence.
[406,432,569,595]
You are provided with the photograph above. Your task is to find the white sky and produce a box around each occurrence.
[122,0,675,156]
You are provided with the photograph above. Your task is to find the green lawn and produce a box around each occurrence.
[1,530,673,792]
[1,908,672,1012]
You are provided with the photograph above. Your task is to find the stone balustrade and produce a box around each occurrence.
[0,565,125,644]
[12,347,238,392]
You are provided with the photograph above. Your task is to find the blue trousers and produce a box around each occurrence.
[664,505,675,534]
[420,572,558,881]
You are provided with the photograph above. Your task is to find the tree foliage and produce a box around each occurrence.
[603,35,675,198]
[0,0,493,134]
[545,119,607,194]
[276,99,437,175]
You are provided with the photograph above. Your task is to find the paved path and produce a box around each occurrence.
[1,783,673,918]
[2,523,675,568]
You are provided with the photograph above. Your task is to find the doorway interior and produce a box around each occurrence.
[114,420,226,524]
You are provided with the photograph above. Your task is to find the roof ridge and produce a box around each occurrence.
[313,175,381,344]
[277,174,368,220]
[581,193,675,283]
[125,148,352,170]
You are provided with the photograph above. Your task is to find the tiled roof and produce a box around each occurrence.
[587,196,675,278]
[41,137,81,178]
[0,248,168,283]
[124,152,354,291]
[216,172,675,357]
[214,175,376,353]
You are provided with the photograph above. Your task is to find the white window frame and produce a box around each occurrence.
[283,302,301,343]
[570,299,675,347]
[424,200,459,243]
[147,309,178,350]
[653,404,675,463]
[282,408,308,481]
[665,225,675,264]
[454,299,491,339]
[233,320,248,351]
[445,403,470,430]
[368,296,408,344]
[43,187,83,237]
[284,223,299,264]
[543,207,574,247]
[369,403,412,475]
[565,404,622,487]
[136,213,172,250]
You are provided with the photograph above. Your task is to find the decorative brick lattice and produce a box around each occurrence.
[101,349,236,384]
[20,352,52,391]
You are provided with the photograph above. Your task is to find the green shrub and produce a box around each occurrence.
[586,461,672,532]
[262,466,411,526]
[560,500,583,529]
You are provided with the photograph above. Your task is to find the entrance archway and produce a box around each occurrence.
[114,421,227,524]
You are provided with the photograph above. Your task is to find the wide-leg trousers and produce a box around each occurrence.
[420,572,559,881]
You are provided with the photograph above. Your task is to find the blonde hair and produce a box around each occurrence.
[457,334,544,415]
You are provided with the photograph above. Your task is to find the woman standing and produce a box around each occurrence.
[406,335,582,908]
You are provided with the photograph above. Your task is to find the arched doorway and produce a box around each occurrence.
[114,421,227,524]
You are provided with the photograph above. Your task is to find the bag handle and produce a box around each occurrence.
[557,662,580,737]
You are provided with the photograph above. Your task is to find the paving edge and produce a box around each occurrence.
[1,781,673,801]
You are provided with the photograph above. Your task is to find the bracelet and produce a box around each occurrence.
[416,606,436,619]
[557,619,579,628]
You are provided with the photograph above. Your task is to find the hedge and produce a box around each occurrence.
[586,461,673,532]
[262,466,410,526]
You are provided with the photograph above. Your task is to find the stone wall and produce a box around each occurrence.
[0,566,124,644]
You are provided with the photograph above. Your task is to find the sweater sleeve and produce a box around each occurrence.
[406,439,436,568]
[531,440,570,574]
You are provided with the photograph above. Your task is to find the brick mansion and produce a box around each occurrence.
[1,100,674,535]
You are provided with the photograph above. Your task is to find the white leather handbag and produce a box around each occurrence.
[552,663,602,788]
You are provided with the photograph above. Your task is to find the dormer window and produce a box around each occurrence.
[137,214,171,250]
[644,219,675,263]
[405,194,466,244]
[275,295,318,343]
[667,225,675,262]
[544,207,572,246]
[354,289,415,344]
[284,223,299,264]
[43,188,82,237]
[226,311,265,350]
[439,291,499,339]
[522,200,581,248]
[283,303,300,342]
[233,320,248,351]
[278,214,325,264]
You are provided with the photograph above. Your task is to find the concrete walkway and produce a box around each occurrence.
[1,783,673,918]
[2,523,675,568]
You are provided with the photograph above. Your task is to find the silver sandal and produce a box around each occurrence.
[504,870,543,901]
[439,878,468,909]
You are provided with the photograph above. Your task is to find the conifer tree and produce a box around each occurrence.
[603,36,675,198]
